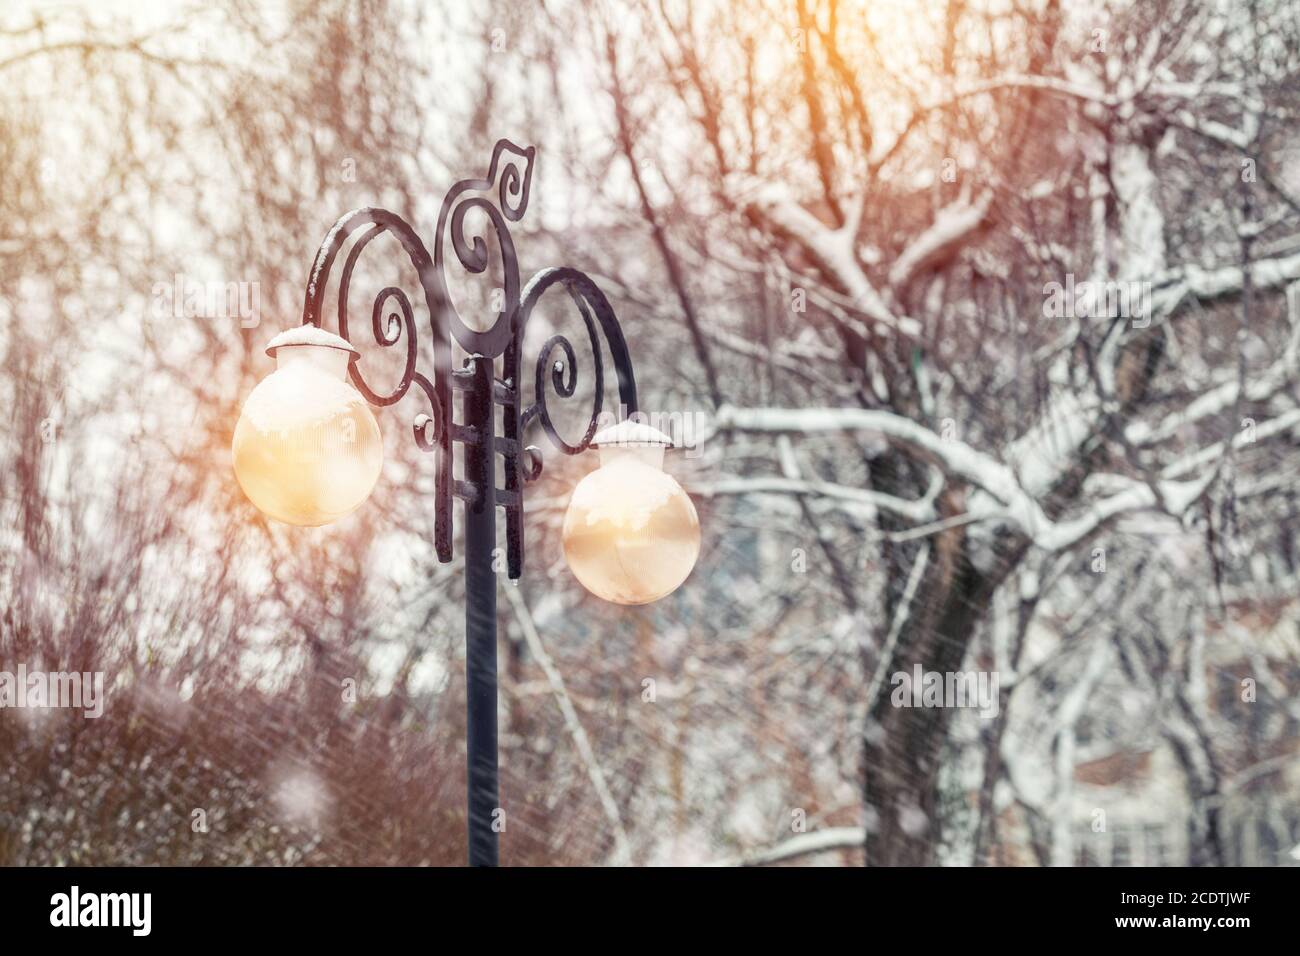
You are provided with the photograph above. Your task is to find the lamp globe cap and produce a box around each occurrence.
[590,419,674,449]
[264,325,359,359]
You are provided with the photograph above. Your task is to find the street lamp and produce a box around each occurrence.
[232,326,382,526]
[562,419,700,606]
[232,140,698,866]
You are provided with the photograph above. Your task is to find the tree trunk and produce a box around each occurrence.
[863,473,998,864]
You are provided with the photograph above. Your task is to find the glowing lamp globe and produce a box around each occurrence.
[561,421,700,605]
[232,326,383,526]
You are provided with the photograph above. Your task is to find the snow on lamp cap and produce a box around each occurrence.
[265,325,360,359]
[591,419,674,449]
[591,419,675,471]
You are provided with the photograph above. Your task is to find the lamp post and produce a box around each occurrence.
[231,140,700,866]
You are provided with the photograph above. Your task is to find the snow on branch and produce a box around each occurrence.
[1126,339,1297,449]
[711,405,1053,539]
[1035,473,1214,552]
[711,399,1300,555]
[714,406,1019,499]
[1151,250,1300,315]
[729,174,922,340]
[691,475,937,523]
[1010,250,1300,500]
[889,192,993,290]
[1169,109,1251,150]
[711,826,866,866]
[1161,407,1300,480]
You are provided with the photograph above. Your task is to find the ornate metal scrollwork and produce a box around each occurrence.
[297,140,638,578]
[515,267,638,456]
[433,139,533,359]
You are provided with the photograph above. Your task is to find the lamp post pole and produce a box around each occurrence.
[462,353,500,866]
[296,141,640,866]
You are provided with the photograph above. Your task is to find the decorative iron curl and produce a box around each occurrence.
[520,445,545,482]
[517,267,638,466]
[304,209,450,442]
[301,204,454,561]
[433,140,534,359]
[410,372,442,453]
[496,144,533,222]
